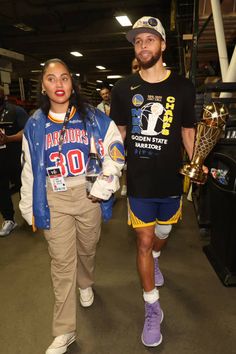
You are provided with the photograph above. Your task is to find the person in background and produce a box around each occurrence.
[19,58,124,354]
[131,57,140,74]
[0,86,29,236]
[110,16,196,347]
[97,86,111,116]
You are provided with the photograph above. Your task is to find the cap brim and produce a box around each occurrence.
[126,27,163,44]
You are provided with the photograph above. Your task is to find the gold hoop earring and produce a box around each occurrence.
[41,89,47,96]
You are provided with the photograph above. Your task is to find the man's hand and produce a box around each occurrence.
[202,165,209,175]
[0,130,8,145]
[193,165,209,185]
[0,129,23,145]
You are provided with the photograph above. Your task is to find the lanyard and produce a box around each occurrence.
[57,105,72,161]
[0,108,8,121]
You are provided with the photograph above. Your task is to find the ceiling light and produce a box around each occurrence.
[115,15,132,27]
[96,65,106,70]
[96,80,103,83]
[40,63,45,66]
[70,51,83,57]
[107,75,122,79]
[75,73,80,77]
[13,23,34,32]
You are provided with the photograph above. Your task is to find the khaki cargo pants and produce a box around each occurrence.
[44,179,101,336]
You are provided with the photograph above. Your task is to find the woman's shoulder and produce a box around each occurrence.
[29,108,45,120]
[25,108,46,129]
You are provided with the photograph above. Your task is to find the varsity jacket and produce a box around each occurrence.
[19,106,124,229]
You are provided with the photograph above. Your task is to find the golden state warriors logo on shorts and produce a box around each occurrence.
[109,141,125,163]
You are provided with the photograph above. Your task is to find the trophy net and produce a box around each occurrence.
[193,123,222,162]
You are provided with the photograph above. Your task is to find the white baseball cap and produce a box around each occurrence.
[126,16,166,43]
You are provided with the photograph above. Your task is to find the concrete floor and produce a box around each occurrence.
[0,193,236,354]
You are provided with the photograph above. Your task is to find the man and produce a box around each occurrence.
[97,86,111,116]
[0,86,29,236]
[110,17,196,347]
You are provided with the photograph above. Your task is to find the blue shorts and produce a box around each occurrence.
[128,196,182,228]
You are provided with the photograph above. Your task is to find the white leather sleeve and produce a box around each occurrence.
[90,175,120,200]
[102,120,125,177]
[19,135,33,225]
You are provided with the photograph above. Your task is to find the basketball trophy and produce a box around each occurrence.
[141,102,164,136]
[180,102,229,183]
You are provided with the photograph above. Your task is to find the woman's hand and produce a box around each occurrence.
[88,194,101,203]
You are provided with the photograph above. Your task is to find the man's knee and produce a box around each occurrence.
[136,227,155,251]
[155,224,172,239]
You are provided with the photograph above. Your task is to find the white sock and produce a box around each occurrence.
[143,288,159,304]
[152,250,161,258]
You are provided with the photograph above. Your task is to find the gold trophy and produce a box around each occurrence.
[180,102,229,183]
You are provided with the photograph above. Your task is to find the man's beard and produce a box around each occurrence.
[136,50,162,69]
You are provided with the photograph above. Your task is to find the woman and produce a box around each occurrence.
[19,58,124,354]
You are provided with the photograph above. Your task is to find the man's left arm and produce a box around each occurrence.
[0,129,23,145]
[181,127,195,160]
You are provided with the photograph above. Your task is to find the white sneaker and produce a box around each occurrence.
[121,185,127,196]
[0,220,17,236]
[79,286,94,307]
[45,332,76,354]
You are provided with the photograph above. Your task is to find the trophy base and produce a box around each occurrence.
[141,129,158,136]
[180,164,207,184]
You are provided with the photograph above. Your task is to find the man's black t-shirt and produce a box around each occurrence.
[110,71,196,198]
[0,102,29,162]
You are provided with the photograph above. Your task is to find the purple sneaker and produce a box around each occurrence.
[154,257,164,286]
[141,300,164,347]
